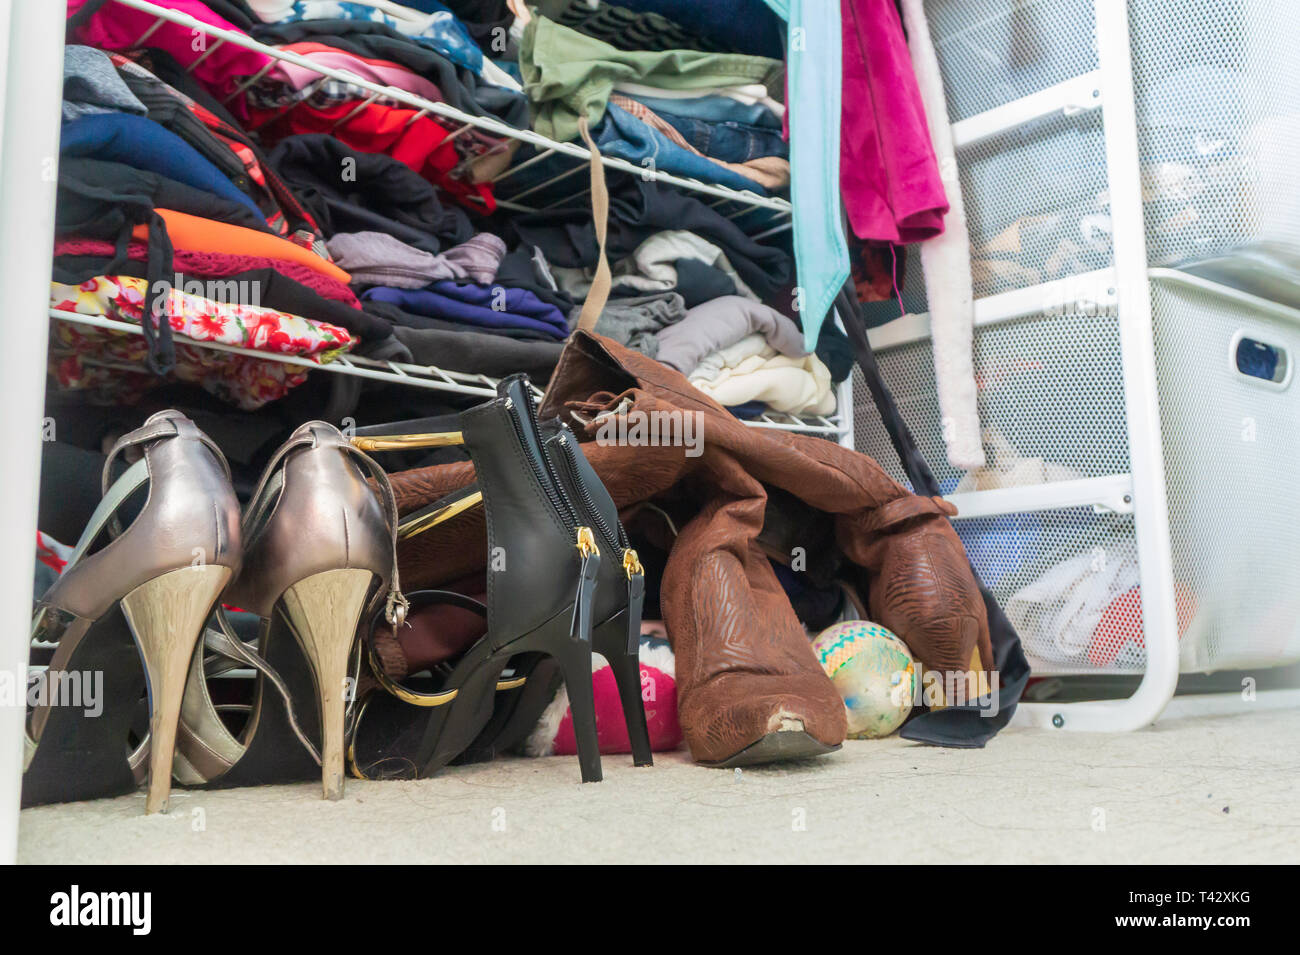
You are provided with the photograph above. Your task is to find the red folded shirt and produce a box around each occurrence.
[246,98,495,212]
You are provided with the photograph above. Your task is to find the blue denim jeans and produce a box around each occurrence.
[596,103,775,194]
[648,110,789,163]
[628,92,783,130]
[496,102,778,206]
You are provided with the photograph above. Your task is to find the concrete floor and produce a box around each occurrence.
[19,708,1298,864]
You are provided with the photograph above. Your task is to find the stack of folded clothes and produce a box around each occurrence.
[504,8,790,197]
[50,42,383,410]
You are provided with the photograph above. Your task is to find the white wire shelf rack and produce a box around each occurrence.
[59,3,834,432]
[736,409,846,435]
[48,309,849,434]
[108,0,792,233]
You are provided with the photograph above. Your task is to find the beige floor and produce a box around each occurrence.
[19,708,1298,864]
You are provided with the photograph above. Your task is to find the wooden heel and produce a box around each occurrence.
[120,564,232,814]
[281,568,374,800]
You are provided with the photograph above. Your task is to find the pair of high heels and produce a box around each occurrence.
[24,410,405,812]
[25,376,652,809]
[347,375,653,783]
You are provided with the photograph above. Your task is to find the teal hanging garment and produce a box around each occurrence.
[762,0,850,351]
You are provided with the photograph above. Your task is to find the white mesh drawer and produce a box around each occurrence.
[921,0,1300,297]
[852,310,1130,493]
[926,0,1099,124]
[1151,273,1300,672]
[955,508,1143,674]
[884,93,1114,308]
[1130,0,1300,289]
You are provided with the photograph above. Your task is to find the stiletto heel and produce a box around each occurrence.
[554,641,602,783]
[595,622,654,768]
[280,568,374,800]
[121,564,233,813]
[544,426,654,767]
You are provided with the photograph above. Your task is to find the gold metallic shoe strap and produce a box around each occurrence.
[209,610,323,765]
[397,484,484,540]
[339,442,411,627]
[350,431,465,453]
[366,640,460,709]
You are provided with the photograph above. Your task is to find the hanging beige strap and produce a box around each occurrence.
[574,115,612,333]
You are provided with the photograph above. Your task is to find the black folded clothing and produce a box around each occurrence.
[270,134,474,253]
[511,178,793,301]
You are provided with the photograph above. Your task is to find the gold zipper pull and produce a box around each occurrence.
[622,548,645,655]
[576,526,599,557]
[571,527,601,642]
[621,547,644,579]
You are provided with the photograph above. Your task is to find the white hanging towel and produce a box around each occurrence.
[899,0,984,470]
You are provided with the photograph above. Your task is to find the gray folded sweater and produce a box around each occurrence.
[327,231,507,288]
[568,292,687,358]
[654,296,807,376]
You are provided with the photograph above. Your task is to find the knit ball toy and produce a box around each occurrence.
[811,621,917,738]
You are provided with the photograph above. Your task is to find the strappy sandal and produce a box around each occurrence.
[24,411,241,812]
[172,421,408,800]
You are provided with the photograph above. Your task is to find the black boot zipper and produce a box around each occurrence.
[504,394,600,642]
[549,428,644,655]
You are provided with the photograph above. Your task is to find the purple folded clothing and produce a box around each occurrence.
[362,281,571,340]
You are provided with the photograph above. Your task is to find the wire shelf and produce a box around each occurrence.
[49,309,847,434]
[59,3,833,431]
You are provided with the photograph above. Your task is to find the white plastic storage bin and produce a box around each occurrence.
[897,0,1300,315]
[1149,271,1300,672]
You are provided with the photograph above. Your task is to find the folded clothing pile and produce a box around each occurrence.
[51,41,380,407]
[508,7,790,196]
[53,1,847,423]
[688,334,835,416]
[50,274,353,410]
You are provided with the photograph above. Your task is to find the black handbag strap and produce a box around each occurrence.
[832,281,1031,747]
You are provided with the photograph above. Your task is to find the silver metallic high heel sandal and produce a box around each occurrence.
[173,421,407,800]
[23,410,242,812]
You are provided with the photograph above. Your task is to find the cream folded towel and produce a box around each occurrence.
[689,334,835,415]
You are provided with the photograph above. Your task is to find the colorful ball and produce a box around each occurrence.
[811,621,917,739]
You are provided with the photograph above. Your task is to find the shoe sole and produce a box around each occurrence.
[699,723,841,769]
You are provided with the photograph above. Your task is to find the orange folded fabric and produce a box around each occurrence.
[133,208,350,284]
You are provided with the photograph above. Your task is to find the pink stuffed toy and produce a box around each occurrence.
[524,632,683,757]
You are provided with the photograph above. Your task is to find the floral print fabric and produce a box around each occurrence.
[49,275,355,411]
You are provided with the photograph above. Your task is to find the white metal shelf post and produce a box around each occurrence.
[1011,0,1182,732]
[0,0,65,864]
